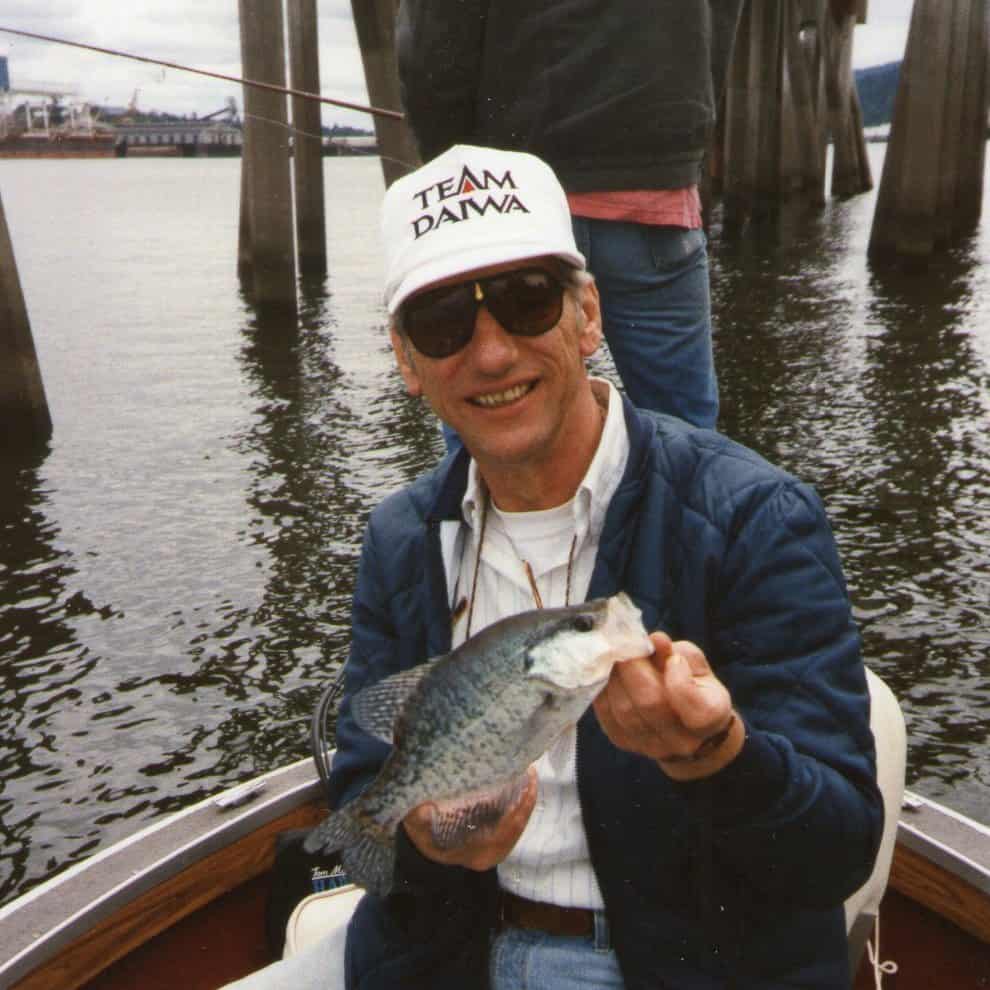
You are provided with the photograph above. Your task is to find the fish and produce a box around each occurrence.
[303,592,653,896]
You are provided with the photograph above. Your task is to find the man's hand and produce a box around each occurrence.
[593,632,744,781]
[401,766,538,870]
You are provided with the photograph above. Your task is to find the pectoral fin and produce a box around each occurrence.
[428,773,530,849]
[350,657,445,743]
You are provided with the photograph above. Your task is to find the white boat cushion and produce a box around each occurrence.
[844,668,907,931]
[284,883,364,971]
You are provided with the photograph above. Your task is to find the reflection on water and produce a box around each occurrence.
[0,157,439,905]
[0,147,988,907]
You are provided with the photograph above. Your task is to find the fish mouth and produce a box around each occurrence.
[602,594,654,660]
[530,673,609,694]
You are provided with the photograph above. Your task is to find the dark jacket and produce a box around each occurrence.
[330,399,883,989]
[396,0,745,192]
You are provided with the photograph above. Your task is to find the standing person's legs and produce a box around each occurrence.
[572,217,718,429]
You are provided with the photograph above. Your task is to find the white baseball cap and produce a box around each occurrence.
[381,144,586,315]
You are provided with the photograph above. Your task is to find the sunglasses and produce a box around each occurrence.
[399,267,568,359]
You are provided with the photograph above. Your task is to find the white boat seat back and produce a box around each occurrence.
[283,882,364,979]
[844,668,907,969]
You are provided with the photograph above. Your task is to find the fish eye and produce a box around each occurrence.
[572,615,595,633]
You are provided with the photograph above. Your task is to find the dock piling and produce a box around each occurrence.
[237,0,298,313]
[288,0,328,277]
[827,1,872,197]
[869,0,988,262]
[0,191,52,450]
[722,0,786,222]
[349,0,419,188]
[719,0,874,222]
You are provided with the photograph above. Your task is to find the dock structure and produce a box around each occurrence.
[0,191,52,449]
[350,0,419,187]
[869,0,989,262]
[781,0,828,206]
[720,0,792,221]
[237,0,298,314]
[827,0,872,197]
[288,0,327,277]
[718,0,871,224]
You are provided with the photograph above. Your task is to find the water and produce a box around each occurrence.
[0,148,988,908]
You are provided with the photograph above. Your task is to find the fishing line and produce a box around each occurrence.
[241,109,327,146]
[239,112,418,173]
[0,24,404,121]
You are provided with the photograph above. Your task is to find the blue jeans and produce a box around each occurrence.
[571,217,718,429]
[490,913,625,989]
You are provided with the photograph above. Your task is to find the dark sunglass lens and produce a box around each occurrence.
[402,283,478,358]
[486,270,563,336]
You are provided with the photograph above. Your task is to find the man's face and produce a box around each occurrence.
[390,257,602,474]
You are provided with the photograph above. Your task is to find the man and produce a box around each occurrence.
[228,144,881,990]
[395,0,746,429]
[334,144,880,990]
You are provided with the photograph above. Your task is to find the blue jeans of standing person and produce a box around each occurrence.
[571,218,718,430]
[490,912,625,989]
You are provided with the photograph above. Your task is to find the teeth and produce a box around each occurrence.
[473,383,531,408]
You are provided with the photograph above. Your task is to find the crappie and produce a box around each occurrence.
[303,593,652,896]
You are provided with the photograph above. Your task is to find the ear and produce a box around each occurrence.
[576,279,603,358]
[390,325,423,397]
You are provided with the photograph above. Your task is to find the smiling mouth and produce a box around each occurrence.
[471,382,535,409]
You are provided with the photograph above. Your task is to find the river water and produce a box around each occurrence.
[0,148,988,907]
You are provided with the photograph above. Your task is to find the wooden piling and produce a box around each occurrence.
[948,0,987,230]
[717,0,874,217]
[826,2,872,197]
[722,0,786,222]
[782,0,828,205]
[0,191,52,449]
[238,0,298,312]
[349,0,419,188]
[288,0,327,277]
[237,149,253,281]
[869,0,988,261]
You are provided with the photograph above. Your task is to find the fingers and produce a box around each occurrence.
[594,634,737,774]
[402,767,538,872]
[663,647,730,735]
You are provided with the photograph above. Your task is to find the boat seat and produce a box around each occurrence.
[844,668,907,976]
[283,882,363,983]
[284,670,907,980]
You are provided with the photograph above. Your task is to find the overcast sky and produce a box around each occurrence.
[0,1,914,131]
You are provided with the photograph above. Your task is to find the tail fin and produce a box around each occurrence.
[303,808,396,897]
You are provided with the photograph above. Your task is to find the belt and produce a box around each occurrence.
[498,890,595,938]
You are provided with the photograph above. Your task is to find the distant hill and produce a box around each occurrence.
[854,62,900,127]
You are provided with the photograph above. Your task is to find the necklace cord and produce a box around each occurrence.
[461,493,577,639]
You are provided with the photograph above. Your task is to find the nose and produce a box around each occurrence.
[467,303,519,375]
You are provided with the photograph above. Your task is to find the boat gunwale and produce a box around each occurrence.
[897,791,990,896]
[0,758,323,989]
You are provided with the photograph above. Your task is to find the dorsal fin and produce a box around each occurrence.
[350,658,444,743]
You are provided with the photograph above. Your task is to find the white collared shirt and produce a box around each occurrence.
[439,378,630,909]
